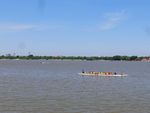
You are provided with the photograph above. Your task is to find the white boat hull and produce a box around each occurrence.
[78,73,128,77]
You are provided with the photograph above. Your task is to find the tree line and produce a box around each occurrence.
[0,55,149,61]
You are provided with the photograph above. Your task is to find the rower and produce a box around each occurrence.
[82,69,84,73]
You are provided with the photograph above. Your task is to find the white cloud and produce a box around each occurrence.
[100,10,126,30]
[0,24,39,32]
[0,23,67,34]
[7,25,36,30]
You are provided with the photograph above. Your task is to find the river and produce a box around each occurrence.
[0,60,150,113]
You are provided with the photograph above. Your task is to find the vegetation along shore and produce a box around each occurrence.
[0,55,150,61]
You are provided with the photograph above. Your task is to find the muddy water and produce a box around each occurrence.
[0,60,150,113]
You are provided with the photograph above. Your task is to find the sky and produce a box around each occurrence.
[0,0,150,56]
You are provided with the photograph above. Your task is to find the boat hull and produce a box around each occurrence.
[78,73,128,77]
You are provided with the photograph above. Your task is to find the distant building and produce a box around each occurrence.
[6,54,11,56]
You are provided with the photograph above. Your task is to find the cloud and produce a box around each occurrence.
[0,24,38,31]
[0,23,67,33]
[100,10,126,30]
[8,25,36,30]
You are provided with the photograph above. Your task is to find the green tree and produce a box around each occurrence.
[130,56,137,61]
[112,55,121,60]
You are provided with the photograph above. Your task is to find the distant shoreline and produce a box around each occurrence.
[0,55,150,62]
[0,58,150,62]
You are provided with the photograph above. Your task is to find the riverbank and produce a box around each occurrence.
[0,55,150,61]
[0,58,150,62]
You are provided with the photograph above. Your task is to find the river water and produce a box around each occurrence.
[0,60,150,113]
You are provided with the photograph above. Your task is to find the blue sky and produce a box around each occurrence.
[0,0,150,56]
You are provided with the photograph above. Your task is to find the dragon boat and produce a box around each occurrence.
[78,72,128,77]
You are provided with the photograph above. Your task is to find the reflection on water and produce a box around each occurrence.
[0,60,150,113]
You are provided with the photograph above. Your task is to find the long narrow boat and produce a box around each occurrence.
[78,73,128,77]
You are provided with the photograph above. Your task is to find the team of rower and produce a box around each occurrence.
[82,71,117,75]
